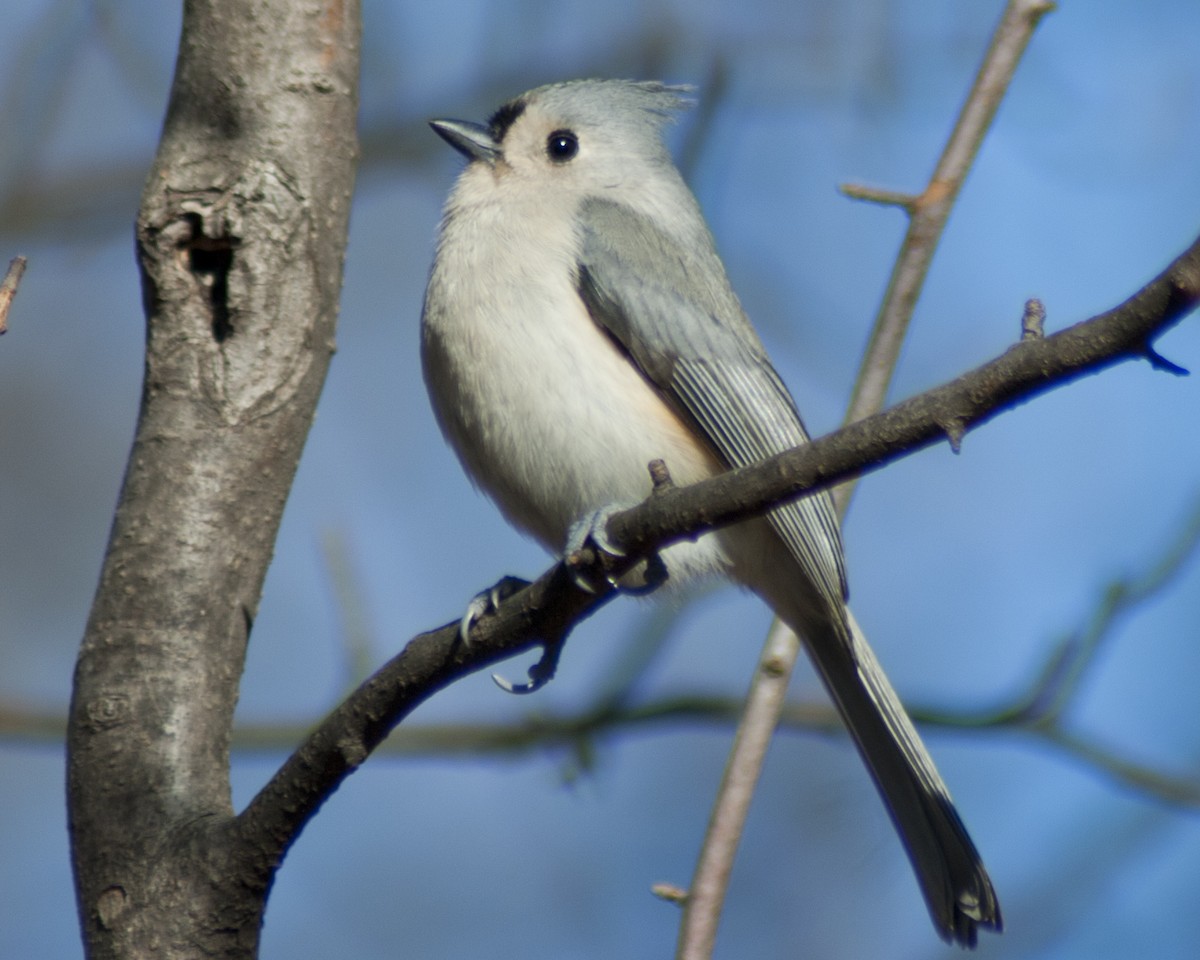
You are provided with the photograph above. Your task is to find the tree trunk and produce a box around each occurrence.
[66,2,360,956]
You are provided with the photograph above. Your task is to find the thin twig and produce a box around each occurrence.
[958,493,1200,730]
[0,256,27,334]
[8,699,1198,811]
[1039,496,1200,720]
[1033,726,1200,807]
[675,4,1054,955]
[838,0,1056,502]
[677,57,730,184]
[321,528,377,688]
[675,621,800,958]
[837,182,918,210]
[11,693,1199,810]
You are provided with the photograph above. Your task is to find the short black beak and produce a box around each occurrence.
[429,119,499,164]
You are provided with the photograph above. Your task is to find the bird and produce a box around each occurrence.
[419,78,1000,946]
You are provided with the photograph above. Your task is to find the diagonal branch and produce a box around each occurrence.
[239,230,1200,867]
[607,234,1200,563]
[976,496,1200,729]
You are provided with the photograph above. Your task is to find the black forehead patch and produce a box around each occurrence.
[487,98,526,144]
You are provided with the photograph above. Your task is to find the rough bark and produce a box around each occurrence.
[66,2,360,957]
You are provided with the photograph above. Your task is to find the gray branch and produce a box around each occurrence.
[241,232,1200,876]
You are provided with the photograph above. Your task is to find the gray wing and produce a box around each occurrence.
[575,196,847,609]
[577,202,1003,945]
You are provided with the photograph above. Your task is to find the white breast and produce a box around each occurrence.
[422,166,730,583]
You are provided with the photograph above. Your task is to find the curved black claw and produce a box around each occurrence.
[616,552,668,596]
[459,575,531,647]
[564,505,670,597]
[492,637,566,695]
[564,505,629,593]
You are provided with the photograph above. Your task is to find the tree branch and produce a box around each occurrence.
[838,0,1057,451]
[610,233,1199,561]
[674,617,799,957]
[240,229,1200,871]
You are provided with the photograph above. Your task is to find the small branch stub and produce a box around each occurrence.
[838,181,918,213]
[652,882,690,905]
[648,458,675,493]
[1021,298,1046,340]
[942,417,967,454]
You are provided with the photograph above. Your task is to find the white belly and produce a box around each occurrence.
[422,204,730,583]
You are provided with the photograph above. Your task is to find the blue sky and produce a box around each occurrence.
[1,1,1199,958]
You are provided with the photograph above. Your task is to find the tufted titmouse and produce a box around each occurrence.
[420,79,1000,946]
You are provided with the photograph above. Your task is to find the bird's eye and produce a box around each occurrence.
[546,130,579,163]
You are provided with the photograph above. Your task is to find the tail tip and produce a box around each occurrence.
[941,886,1003,949]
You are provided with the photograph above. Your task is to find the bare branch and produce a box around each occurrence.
[610,232,1199,561]
[21,492,1200,816]
[321,528,378,689]
[837,182,918,211]
[1034,497,1200,724]
[1033,726,1200,807]
[676,620,799,960]
[839,0,1057,478]
[239,230,1200,874]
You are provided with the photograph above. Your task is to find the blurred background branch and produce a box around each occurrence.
[5,492,1197,810]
